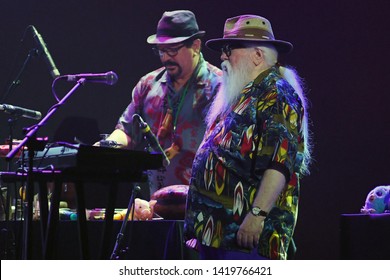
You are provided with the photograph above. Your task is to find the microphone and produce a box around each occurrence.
[133,185,141,193]
[63,71,118,85]
[133,114,170,167]
[31,26,60,79]
[0,104,42,120]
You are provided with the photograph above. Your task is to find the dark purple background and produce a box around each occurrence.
[1,0,389,259]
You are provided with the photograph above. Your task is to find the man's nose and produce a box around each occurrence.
[221,52,228,61]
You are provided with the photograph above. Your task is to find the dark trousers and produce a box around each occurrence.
[199,244,269,260]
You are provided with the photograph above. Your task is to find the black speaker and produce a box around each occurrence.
[340,213,390,259]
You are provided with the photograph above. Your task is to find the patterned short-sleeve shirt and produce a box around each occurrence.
[116,54,222,193]
[184,66,306,259]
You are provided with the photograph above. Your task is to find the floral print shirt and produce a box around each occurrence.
[116,54,222,193]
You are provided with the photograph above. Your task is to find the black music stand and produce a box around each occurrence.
[52,116,101,145]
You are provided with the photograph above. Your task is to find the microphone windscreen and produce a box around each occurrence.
[106,71,118,85]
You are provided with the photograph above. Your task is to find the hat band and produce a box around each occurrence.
[224,28,275,40]
[157,28,198,38]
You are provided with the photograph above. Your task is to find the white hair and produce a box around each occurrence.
[258,44,312,174]
[280,65,312,174]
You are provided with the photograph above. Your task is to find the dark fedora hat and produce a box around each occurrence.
[147,10,205,44]
[206,14,293,53]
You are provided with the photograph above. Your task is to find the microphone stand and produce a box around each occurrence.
[110,185,141,260]
[6,116,18,171]
[0,47,38,259]
[0,115,19,259]
[5,78,86,259]
[1,49,38,103]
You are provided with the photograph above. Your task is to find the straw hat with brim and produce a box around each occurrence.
[206,15,293,54]
[147,10,205,44]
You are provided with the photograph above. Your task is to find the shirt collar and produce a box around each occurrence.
[238,66,277,96]
[253,66,276,86]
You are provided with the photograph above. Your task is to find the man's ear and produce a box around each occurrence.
[252,47,264,66]
[192,39,201,55]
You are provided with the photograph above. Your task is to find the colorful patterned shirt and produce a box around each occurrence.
[184,66,306,259]
[116,54,222,194]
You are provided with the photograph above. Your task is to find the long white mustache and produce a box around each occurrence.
[206,59,251,126]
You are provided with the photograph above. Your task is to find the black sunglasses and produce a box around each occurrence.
[221,44,252,57]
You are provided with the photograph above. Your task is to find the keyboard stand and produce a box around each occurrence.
[0,146,163,259]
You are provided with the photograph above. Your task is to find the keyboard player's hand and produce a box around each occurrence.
[97,140,123,148]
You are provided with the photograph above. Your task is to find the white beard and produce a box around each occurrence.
[206,57,253,127]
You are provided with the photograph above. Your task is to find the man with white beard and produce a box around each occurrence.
[184,15,312,260]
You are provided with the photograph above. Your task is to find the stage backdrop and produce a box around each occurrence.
[1,0,389,260]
